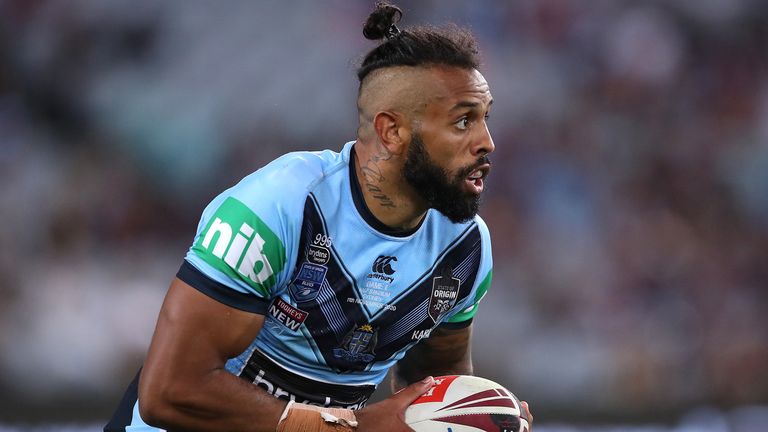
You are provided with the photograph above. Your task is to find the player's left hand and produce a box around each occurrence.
[355,376,435,431]
[521,400,534,430]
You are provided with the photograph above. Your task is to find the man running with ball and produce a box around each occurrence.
[106,2,533,431]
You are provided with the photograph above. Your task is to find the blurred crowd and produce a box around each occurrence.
[1,0,766,424]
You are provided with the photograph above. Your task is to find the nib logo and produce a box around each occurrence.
[201,218,272,283]
[193,197,286,296]
[371,256,397,275]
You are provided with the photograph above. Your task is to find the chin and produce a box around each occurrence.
[435,197,481,224]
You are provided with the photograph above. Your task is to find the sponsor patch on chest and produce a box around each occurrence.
[268,297,308,331]
[307,244,330,265]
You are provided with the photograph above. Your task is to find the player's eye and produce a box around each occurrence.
[455,117,470,130]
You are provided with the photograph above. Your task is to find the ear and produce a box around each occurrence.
[372,111,412,156]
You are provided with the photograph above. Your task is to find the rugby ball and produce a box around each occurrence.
[405,375,529,432]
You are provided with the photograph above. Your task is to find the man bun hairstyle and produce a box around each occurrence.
[357,1,481,82]
[362,1,403,40]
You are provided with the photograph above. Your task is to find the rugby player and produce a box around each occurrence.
[106,2,532,431]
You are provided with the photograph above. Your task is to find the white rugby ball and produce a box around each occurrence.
[405,375,529,432]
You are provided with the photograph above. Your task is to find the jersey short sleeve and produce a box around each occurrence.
[181,152,326,314]
[441,215,493,326]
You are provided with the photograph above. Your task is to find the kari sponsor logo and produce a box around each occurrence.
[411,328,431,340]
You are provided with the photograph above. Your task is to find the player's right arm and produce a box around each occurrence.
[139,276,434,432]
[138,277,286,431]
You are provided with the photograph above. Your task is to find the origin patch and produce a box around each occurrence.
[429,265,461,322]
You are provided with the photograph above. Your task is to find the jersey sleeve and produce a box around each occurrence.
[180,152,323,314]
[441,217,493,327]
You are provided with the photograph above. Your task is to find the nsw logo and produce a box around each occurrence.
[289,262,327,302]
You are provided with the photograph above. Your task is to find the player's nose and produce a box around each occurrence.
[474,123,495,156]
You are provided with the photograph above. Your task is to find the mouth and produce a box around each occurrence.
[463,163,490,195]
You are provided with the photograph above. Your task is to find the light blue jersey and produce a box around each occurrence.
[111,141,492,430]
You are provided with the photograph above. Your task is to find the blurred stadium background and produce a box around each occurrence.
[1,0,767,430]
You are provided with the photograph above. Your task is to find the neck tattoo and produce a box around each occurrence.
[360,145,397,209]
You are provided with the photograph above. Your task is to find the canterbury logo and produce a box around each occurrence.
[372,256,397,275]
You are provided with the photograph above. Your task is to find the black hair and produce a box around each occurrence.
[357,2,481,82]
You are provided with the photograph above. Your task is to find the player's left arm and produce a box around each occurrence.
[391,263,491,392]
[391,324,473,392]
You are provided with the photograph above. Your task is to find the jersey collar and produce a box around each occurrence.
[348,145,424,238]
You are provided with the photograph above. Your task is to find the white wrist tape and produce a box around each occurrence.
[276,401,358,432]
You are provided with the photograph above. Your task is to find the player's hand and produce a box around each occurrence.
[355,376,434,431]
[521,400,534,430]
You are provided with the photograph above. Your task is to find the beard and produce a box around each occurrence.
[402,133,489,223]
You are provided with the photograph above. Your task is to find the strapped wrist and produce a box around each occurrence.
[276,401,358,432]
